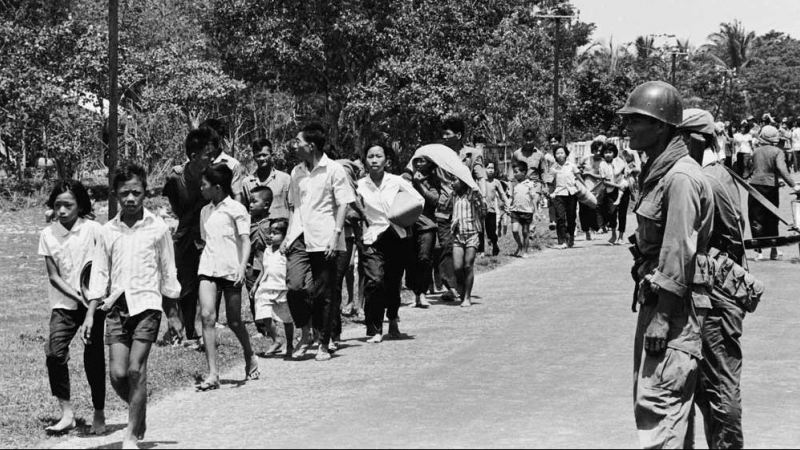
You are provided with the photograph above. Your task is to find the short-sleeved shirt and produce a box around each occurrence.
[250,218,270,273]
[287,154,356,252]
[38,218,103,310]
[600,158,626,193]
[552,162,580,197]
[791,128,800,151]
[511,180,537,213]
[215,152,245,197]
[241,168,292,220]
[734,133,753,155]
[163,164,208,243]
[485,179,505,213]
[512,148,547,183]
[256,247,288,294]
[199,197,251,280]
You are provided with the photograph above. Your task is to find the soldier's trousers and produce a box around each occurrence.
[695,290,745,449]
[634,304,700,449]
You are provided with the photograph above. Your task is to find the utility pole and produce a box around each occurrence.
[533,12,576,136]
[108,0,119,219]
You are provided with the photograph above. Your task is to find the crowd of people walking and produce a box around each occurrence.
[34,84,800,448]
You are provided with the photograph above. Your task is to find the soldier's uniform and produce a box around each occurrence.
[619,82,716,449]
[681,109,748,449]
[632,137,715,448]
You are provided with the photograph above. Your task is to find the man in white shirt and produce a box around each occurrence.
[284,122,356,362]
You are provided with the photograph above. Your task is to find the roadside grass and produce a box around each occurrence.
[0,203,555,448]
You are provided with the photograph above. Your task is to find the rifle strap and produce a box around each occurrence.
[723,165,792,226]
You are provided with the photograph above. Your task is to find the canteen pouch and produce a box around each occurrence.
[709,248,765,313]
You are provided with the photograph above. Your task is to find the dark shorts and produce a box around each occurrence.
[198,275,241,294]
[105,298,162,346]
[511,212,533,226]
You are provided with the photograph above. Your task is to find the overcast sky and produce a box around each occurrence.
[571,0,800,47]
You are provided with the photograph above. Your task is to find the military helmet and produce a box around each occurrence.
[617,81,683,127]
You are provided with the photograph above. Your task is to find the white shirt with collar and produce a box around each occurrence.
[357,173,423,245]
[38,218,103,310]
[287,154,356,252]
[88,208,181,317]
[199,196,251,280]
[214,152,245,196]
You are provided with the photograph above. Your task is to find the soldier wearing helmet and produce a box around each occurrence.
[619,81,716,448]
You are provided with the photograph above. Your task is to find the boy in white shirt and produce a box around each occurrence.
[85,164,181,449]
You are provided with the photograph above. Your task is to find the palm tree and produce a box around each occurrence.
[703,21,757,117]
[634,35,656,61]
[577,38,627,75]
[704,20,757,76]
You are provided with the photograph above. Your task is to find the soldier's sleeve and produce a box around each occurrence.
[650,173,705,299]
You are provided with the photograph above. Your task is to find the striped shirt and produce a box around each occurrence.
[88,209,181,317]
[452,192,482,235]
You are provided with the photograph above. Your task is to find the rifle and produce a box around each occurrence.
[629,235,644,313]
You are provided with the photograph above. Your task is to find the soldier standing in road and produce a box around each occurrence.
[679,108,747,448]
[618,81,716,449]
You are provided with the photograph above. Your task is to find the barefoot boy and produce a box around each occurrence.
[451,178,483,307]
[84,164,181,449]
[509,160,537,257]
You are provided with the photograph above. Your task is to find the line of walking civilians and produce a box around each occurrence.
[39,116,590,447]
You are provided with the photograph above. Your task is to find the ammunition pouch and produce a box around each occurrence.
[709,248,765,313]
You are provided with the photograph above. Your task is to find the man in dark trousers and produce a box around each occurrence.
[162,129,214,344]
[679,108,747,448]
[619,81,716,449]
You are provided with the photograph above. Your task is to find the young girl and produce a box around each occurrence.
[549,146,580,249]
[358,141,423,343]
[39,181,106,435]
[599,143,626,245]
[196,163,258,391]
[484,161,509,256]
[451,178,484,307]
[84,164,181,449]
[253,219,295,360]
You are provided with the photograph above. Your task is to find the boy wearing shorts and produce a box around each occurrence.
[510,160,538,257]
[84,164,181,449]
[451,178,483,308]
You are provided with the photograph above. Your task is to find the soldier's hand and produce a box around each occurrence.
[644,311,670,355]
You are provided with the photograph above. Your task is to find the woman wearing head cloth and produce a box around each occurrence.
[748,125,800,260]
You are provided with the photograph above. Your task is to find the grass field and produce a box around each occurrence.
[0,202,553,448]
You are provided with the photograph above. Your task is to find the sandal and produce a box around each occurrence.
[245,360,260,381]
[292,343,311,359]
[265,341,283,356]
[196,379,220,392]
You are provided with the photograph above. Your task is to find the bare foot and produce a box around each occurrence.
[90,410,106,435]
[460,299,473,308]
[367,335,384,344]
[415,294,431,308]
[45,415,76,434]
